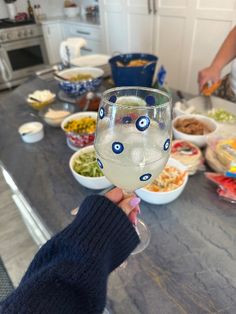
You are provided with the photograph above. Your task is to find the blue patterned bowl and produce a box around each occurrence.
[55,67,104,97]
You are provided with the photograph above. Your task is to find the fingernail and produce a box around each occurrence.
[129,197,141,208]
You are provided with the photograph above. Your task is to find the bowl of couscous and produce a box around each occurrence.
[61,112,97,148]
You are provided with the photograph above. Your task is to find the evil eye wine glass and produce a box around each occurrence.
[95,87,172,254]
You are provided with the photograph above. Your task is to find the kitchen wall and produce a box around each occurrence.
[0,0,97,19]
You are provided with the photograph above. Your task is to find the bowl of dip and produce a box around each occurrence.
[18,122,44,143]
[39,102,75,127]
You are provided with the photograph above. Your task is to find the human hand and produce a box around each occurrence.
[105,187,140,225]
[198,65,221,91]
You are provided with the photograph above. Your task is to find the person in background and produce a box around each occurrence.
[0,188,140,314]
[198,26,236,101]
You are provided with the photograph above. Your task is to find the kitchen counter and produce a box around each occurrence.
[40,15,101,27]
[0,78,236,313]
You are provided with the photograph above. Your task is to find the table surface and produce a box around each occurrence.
[0,78,236,314]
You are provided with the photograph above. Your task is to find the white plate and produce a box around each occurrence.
[71,54,110,67]
[174,95,236,117]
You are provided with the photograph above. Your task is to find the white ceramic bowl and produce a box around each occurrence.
[64,6,80,17]
[136,158,188,205]
[18,122,44,143]
[69,145,112,190]
[172,114,218,147]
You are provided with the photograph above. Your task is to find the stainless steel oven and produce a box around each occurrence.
[0,24,48,90]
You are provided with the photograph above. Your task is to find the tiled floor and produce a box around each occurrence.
[0,173,38,287]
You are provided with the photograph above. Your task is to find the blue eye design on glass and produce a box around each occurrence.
[109,95,117,103]
[97,158,103,169]
[140,173,152,182]
[112,141,124,154]
[145,95,155,106]
[122,116,132,124]
[136,116,150,131]
[163,138,170,151]
[99,107,105,119]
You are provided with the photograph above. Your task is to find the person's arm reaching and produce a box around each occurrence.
[0,189,140,314]
[198,26,236,90]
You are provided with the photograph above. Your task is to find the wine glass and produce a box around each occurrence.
[94,86,172,254]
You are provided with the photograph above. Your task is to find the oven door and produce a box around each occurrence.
[1,37,48,81]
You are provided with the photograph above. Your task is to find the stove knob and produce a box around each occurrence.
[7,33,12,40]
[17,32,22,38]
[24,30,28,36]
[30,29,34,36]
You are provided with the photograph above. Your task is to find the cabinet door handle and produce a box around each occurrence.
[76,30,90,35]
[147,0,152,14]
[81,47,92,52]
[153,0,157,14]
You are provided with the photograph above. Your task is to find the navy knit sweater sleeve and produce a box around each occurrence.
[0,195,140,314]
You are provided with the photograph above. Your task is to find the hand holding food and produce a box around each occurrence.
[198,65,221,91]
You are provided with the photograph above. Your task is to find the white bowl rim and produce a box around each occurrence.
[69,145,107,181]
[61,111,98,132]
[172,114,218,136]
[55,67,104,82]
[137,158,188,195]
[18,121,43,134]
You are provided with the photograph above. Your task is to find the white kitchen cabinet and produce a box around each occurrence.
[100,0,236,93]
[99,0,128,54]
[63,22,104,55]
[126,1,154,53]
[42,23,64,65]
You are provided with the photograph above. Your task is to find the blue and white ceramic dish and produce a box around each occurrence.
[55,67,104,97]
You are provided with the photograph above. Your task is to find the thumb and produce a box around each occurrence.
[118,196,141,217]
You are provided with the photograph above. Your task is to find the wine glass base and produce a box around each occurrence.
[132,218,151,255]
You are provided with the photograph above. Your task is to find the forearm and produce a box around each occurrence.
[211,26,236,71]
[1,195,139,314]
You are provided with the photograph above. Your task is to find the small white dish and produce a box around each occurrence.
[18,122,44,143]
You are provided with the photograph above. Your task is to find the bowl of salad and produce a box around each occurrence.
[61,112,97,148]
[69,145,112,190]
[136,158,188,204]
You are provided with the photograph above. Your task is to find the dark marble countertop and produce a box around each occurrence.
[0,78,236,313]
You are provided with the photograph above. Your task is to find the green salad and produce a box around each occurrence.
[73,151,104,177]
[207,108,236,123]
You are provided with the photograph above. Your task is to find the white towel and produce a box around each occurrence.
[60,37,87,65]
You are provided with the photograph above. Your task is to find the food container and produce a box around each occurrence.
[27,90,56,110]
[38,102,75,127]
[109,53,158,87]
[69,145,112,190]
[172,114,218,147]
[136,158,188,205]
[18,122,44,143]
[61,111,97,148]
[55,67,104,97]
[71,54,111,77]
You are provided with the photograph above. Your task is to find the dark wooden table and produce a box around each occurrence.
[0,77,235,313]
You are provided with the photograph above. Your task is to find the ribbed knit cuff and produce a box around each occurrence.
[61,194,140,272]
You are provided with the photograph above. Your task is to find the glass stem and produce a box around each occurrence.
[122,189,140,236]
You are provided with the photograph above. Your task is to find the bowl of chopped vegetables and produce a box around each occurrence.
[61,112,97,148]
[69,145,112,190]
[136,158,188,204]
